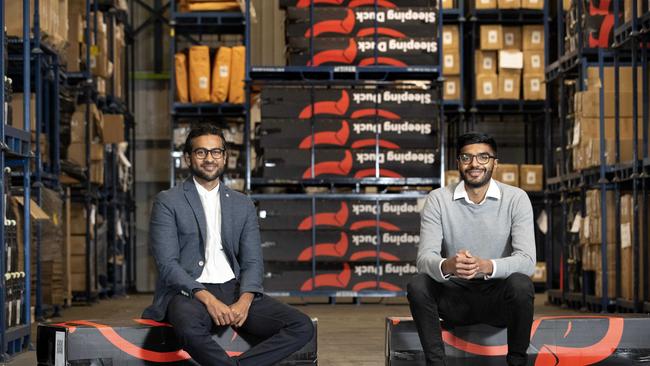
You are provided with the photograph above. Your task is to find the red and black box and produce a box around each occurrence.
[259,119,436,149]
[260,148,438,179]
[287,37,438,66]
[264,262,417,292]
[257,198,424,231]
[285,7,437,39]
[386,315,650,365]
[37,318,317,366]
[279,0,437,8]
[261,229,419,262]
[261,87,438,120]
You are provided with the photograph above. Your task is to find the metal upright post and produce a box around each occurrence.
[0,0,6,356]
[597,50,609,311]
[22,0,32,333]
[169,0,176,187]
[84,0,93,303]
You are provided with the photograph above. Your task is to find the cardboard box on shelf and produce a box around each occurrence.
[523,25,544,50]
[474,0,498,9]
[502,27,522,50]
[70,203,95,238]
[523,50,544,74]
[498,69,522,99]
[498,0,521,8]
[442,49,461,76]
[67,143,105,167]
[475,50,497,74]
[476,73,499,100]
[102,114,125,144]
[523,74,545,100]
[70,103,103,144]
[519,164,543,191]
[443,77,461,100]
[575,89,645,118]
[498,50,524,70]
[65,12,83,72]
[586,66,650,92]
[522,0,544,9]
[10,93,36,130]
[442,0,455,8]
[445,170,461,186]
[620,193,647,300]
[480,25,503,50]
[495,164,519,186]
[442,25,460,50]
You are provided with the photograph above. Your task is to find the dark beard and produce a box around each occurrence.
[460,167,493,188]
[190,162,224,182]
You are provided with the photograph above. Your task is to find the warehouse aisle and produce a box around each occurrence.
[12,293,578,366]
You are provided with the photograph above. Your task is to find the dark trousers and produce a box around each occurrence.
[166,280,314,366]
[407,272,534,366]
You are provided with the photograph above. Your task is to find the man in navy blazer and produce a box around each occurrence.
[143,125,313,366]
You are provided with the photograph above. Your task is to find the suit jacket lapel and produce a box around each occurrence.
[183,179,207,255]
[220,185,235,265]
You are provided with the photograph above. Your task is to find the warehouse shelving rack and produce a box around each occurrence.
[168,0,247,187]
[544,0,650,313]
[245,0,442,300]
[0,0,33,359]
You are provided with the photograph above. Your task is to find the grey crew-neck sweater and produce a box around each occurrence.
[417,180,536,282]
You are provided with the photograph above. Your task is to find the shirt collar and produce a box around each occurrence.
[193,177,220,197]
[453,179,501,205]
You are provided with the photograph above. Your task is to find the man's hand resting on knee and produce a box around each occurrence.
[194,290,236,326]
[230,293,254,328]
[442,250,494,279]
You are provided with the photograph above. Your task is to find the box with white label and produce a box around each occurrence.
[443,77,461,100]
[519,164,543,191]
[523,25,544,50]
[498,0,521,8]
[442,49,460,75]
[502,26,522,50]
[476,73,498,100]
[474,0,498,9]
[442,25,460,50]
[498,69,522,99]
[523,74,545,100]
[480,25,503,50]
[498,50,524,70]
[475,50,497,74]
[524,50,544,73]
[495,164,519,187]
[522,0,544,9]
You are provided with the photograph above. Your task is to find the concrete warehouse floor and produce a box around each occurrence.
[11,293,580,366]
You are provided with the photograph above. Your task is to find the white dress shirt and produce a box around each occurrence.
[438,179,501,280]
[194,178,236,284]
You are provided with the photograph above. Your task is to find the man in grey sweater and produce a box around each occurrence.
[407,132,536,366]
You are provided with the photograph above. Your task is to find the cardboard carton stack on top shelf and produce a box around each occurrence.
[442,25,461,100]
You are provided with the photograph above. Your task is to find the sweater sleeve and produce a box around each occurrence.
[417,192,449,282]
[491,191,536,278]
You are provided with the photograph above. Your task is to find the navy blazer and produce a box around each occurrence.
[142,179,264,321]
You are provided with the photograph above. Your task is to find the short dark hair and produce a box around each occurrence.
[457,132,497,156]
[183,125,228,155]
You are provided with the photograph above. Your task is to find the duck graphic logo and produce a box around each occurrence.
[296,201,401,231]
[296,231,401,261]
[298,90,402,120]
[300,264,404,291]
[50,319,245,362]
[298,120,401,150]
[307,38,412,67]
[304,8,408,39]
[439,316,625,365]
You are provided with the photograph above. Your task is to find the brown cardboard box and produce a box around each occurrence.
[480,25,503,50]
[523,74,545,100]
[495,163,519,186]
[498,69,522,99]
[624,0,648,22]
[70,103,103,144]
[498,50,523,70]
[519,164,543,191]
[65,12,83,72]
[563,0,571,10]
[445,170,461,186]
[502,27,522,50]
[442,0,455,8]
[442,25,460,50]
[442,49,461,76]
[70,203,94,238]
[6,0,53,38]
[498,0,521,8]
[476,73,499,100]
[90,163,104,185]
[524,50,544,73]
[620,193,648,300]
[475,0,498,9]
[443,77,461,100]
[586,66,648,92]
[10,93,36,130]
[475,51,497,74]
[523,25,544,50]
[102,114,125,144]
[586,189,616,220]
[575,90,645,118]
[522,0,544,9]
[67,143,104,166]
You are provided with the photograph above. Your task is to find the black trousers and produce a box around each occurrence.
[407,272,534,366]
[166,280,314,366]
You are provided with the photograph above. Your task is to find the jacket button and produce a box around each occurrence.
[199,261,204,266]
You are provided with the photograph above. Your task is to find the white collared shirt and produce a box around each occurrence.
[439,179,500,280]
[194,178,235,284]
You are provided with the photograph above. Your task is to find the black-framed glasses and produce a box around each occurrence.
[193,148,226,160]
[457,153,496,165]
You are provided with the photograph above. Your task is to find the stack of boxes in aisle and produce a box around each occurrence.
[259,87,439,179]
[69,202,97,292]
[282,1,438,66]
[175,45,246,104]
[5,0,69,53]
[476,24,545,100]
[620,193,647,301]
[571,66,648,171]
[442,25,461,100]
[259,199,422,292]
[580,189,616,298]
